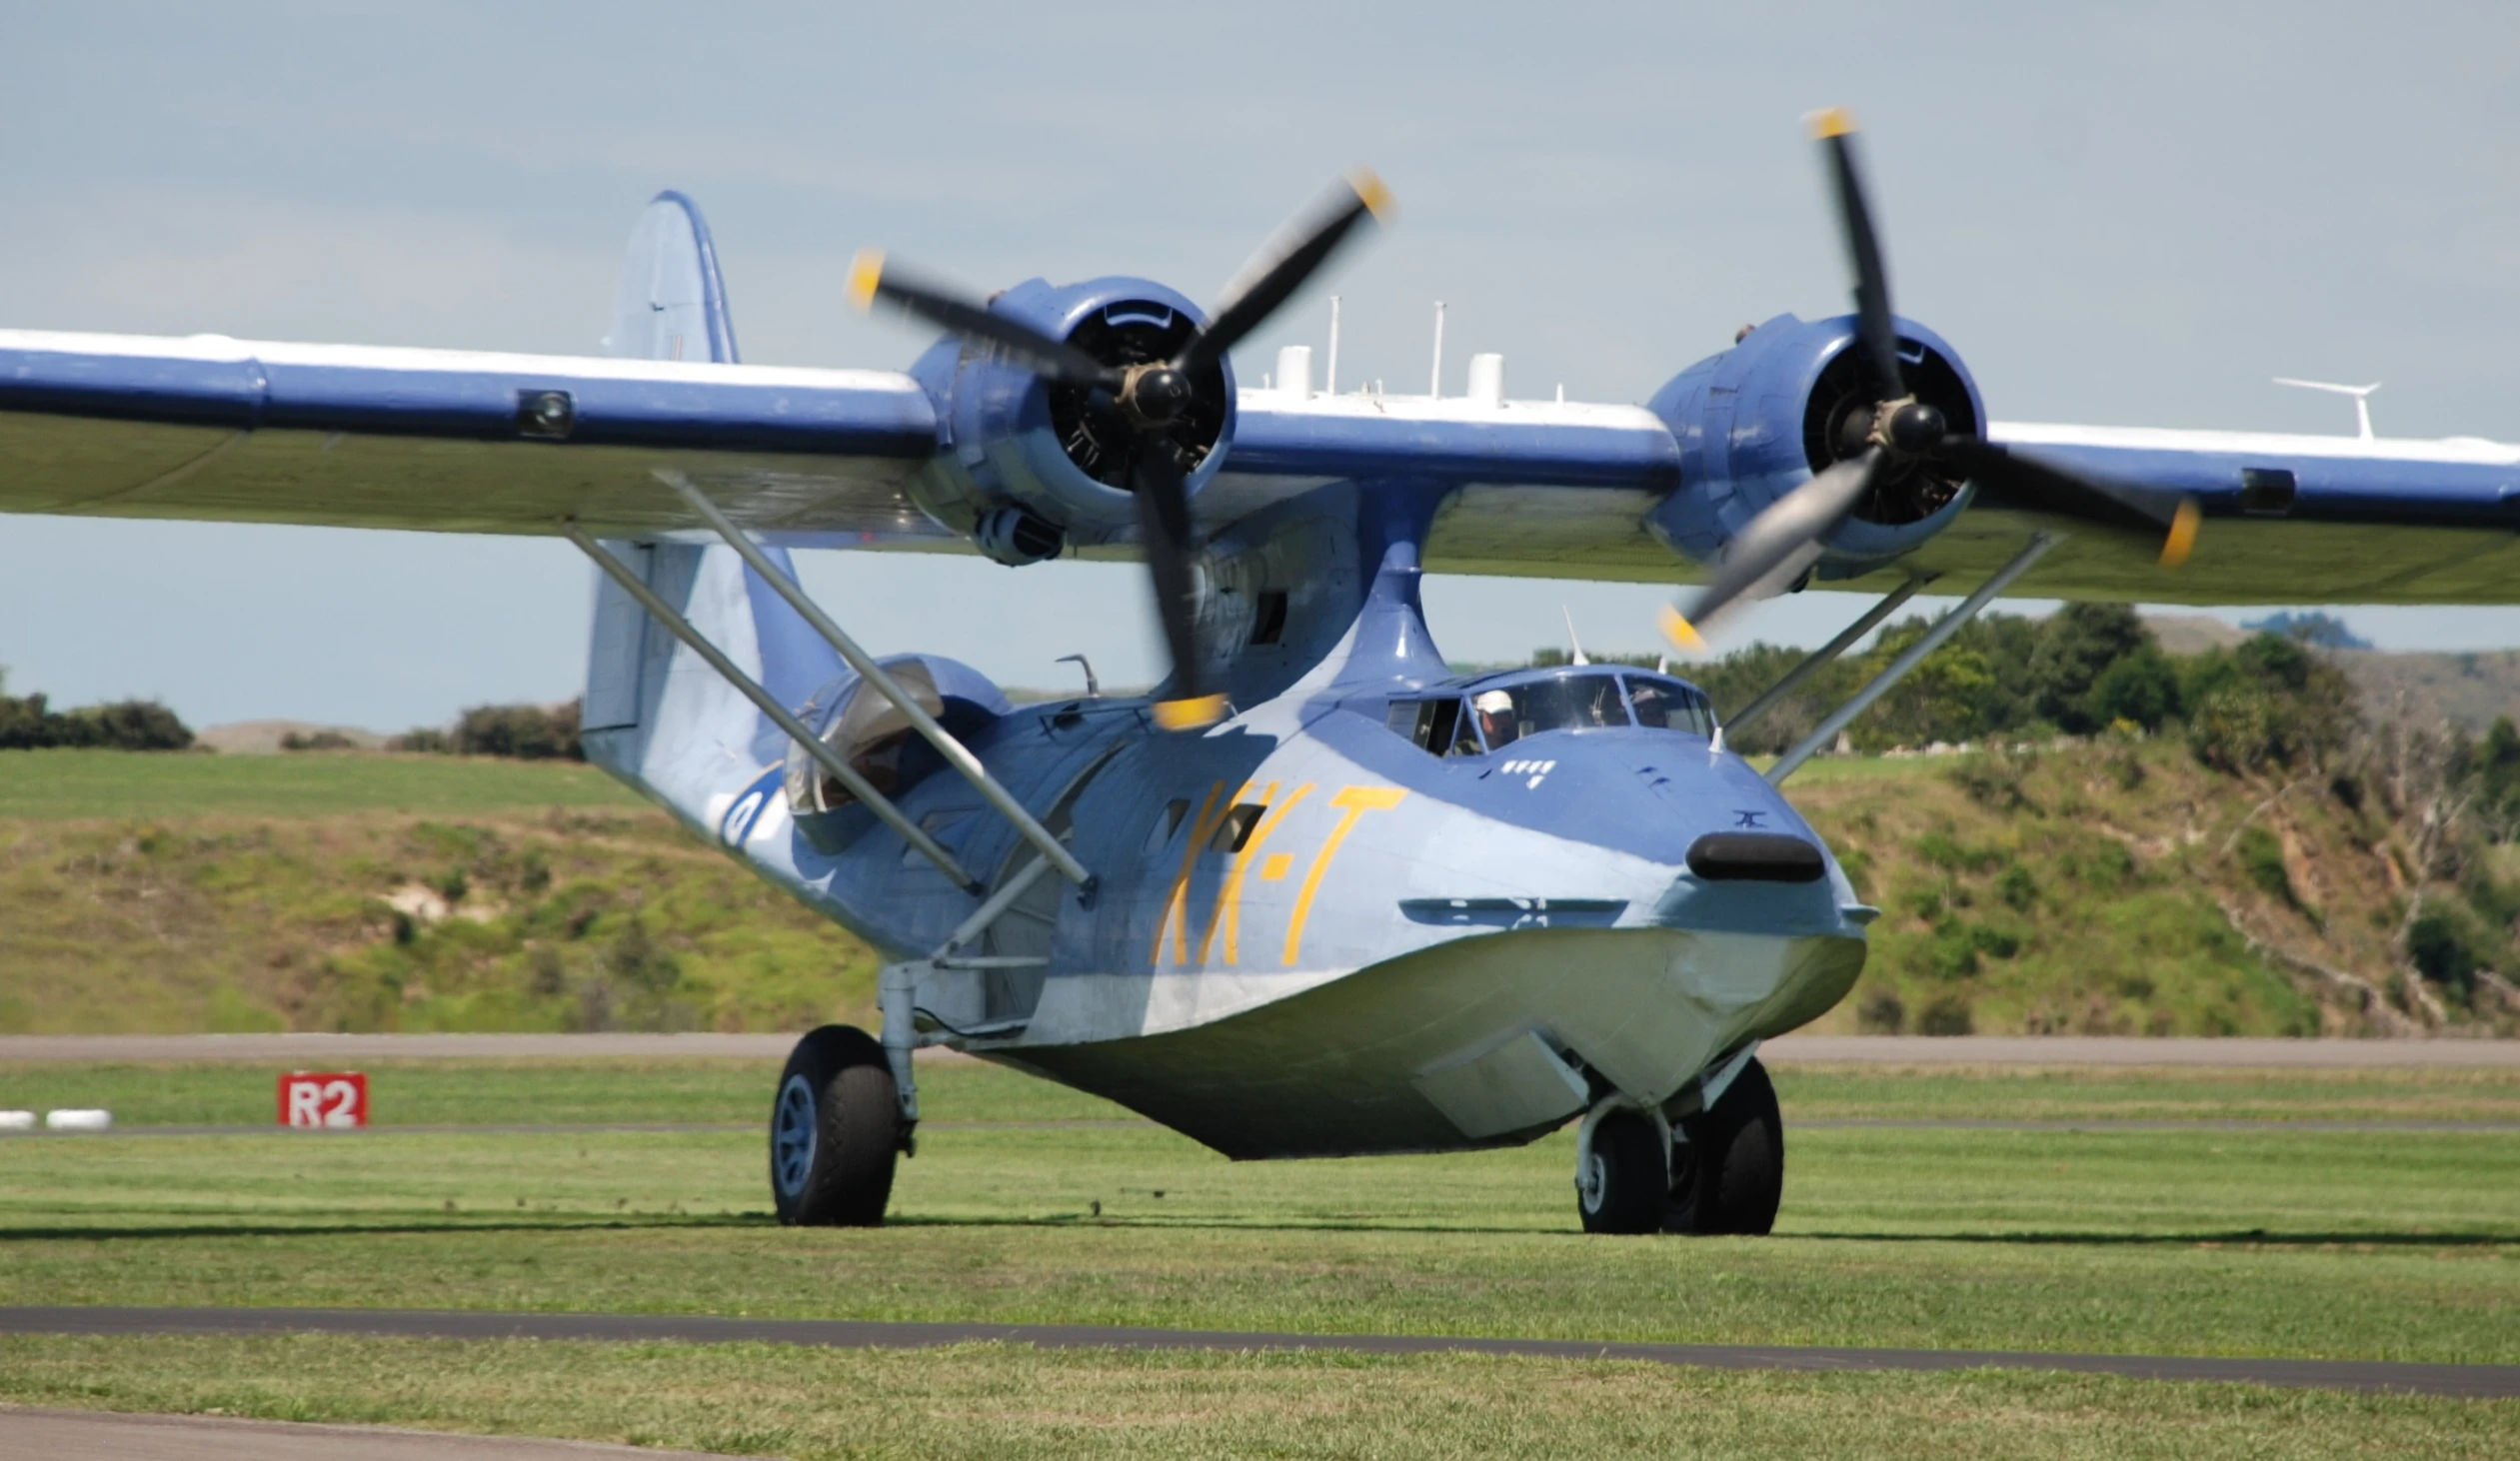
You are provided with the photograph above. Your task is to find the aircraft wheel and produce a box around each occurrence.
[1576,1107,1668,1235]
[770,1024,899,1227]
[1666,1057,1783,1235]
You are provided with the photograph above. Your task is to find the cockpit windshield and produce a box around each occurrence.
[1385,670,1718,756]
[1472,675,1629,749]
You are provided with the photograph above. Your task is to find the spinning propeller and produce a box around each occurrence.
[1660,111,2200,652]
[849,172,1393,730]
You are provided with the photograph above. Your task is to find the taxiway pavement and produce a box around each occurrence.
[0,1406,718,1459]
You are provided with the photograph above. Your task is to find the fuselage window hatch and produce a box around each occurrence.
[1146,797,1190,852]
[2240,467,2297,516]
[1211,803,1266,853]
[1250,590,1290,646]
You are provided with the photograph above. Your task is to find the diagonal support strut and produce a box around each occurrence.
[1724,574,1933,735]
[1765,535,2056,786]
[658,470,1091,889]
[562,522,982,891]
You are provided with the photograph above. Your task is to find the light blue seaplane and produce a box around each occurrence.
[3,117,2512,1231]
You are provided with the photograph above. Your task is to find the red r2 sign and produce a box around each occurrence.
[278,1071,368,1128]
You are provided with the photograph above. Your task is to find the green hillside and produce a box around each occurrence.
[0,752,871,1034]
[0,740,2511,1037]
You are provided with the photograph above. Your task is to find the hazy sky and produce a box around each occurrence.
[3,2,2516,729]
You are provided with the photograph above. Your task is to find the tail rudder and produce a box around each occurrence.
[604,190,742,365]
[582,193,839,832]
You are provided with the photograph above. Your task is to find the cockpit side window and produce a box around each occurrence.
[1386,696,1471,756]
[1622,674,1716,736]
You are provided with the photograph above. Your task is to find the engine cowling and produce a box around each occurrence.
[1643,313,1983,580]
[905,277,1236,565]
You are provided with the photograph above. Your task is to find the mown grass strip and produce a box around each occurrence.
[2,1333,2510,1460]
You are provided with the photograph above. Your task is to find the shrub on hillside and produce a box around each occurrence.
[2407,905,2486,1004]
[281,730,358,751]
[0,674,193,751]
[2183,633,2356,775]
[392,727,454,754]
[452,701,584,761]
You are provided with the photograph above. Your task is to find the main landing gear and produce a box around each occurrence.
[1575,1056,1784,1236]
[770,1024,902,1226]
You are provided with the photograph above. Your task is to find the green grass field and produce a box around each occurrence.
[0,748,644,819]
[1,1059,2514,1456]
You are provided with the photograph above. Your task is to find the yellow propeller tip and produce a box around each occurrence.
[2160,498,2201,568]
[845,249,886,312]
[1154,694,1231,731]
[1806,107,1856,140]
[1658,604,1707,654]
[1348,168,1395,221]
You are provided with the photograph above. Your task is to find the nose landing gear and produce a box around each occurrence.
[1574,1056,1783,1236]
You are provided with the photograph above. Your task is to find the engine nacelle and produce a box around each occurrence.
[905,277,1236,563]
[1644,313,1983,580]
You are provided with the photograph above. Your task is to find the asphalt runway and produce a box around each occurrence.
[3,1306,2512,1400]
[5,1032,2517,1065]
[0,1406,719,1459]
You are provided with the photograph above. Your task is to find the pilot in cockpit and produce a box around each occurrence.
[1473,689,1519,750]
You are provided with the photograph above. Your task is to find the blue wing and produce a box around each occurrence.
[3,325,2517,606]
[1886,421,2520,606]
[0,329,953,542]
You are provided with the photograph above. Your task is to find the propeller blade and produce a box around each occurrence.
[847,250,1120,389]
[1661,449,1882,651]
[1131,438,1227,730]
[1178,170,1392,376]
[1936,436,2201,567]
[1809,109,1905,400]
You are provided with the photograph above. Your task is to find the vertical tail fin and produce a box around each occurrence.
[604,191,742,365]
[582,193,840,834]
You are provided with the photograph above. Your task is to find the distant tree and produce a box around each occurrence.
[392,727,455,754]
[2182,632,2357,774]
[453,701,584,760]
[2029,604,2153,733]
[2088,646,2181,730]
[0,671,193,751]
[2467,717,2520,836]
[1851,619,1999,749]
[2243,610,2372,650]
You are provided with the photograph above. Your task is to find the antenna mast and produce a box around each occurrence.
[1324,296,1341,396]
[1429,300,1445,399]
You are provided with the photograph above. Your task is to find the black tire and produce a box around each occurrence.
[769,1024,900,1227]
[1576,1107,1668,1235]
[1666,1057,1783,1235]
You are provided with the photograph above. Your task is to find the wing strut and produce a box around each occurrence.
[1722,574,1934,737]
[561,522,985,892]
[658,470,1092,889]
[1764,535,2056,786]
